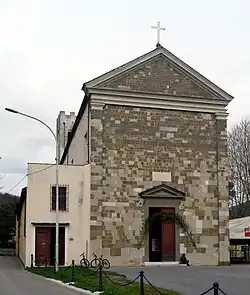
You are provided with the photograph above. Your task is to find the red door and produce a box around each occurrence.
[35,228,51,266]
[162,208,175,261]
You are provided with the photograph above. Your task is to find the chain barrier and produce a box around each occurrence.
[64,263,74,272]
[29,255,228,295]
[103,269,140,287]
[200,286,215,295]
[200,282,227,295]
[218,287,227,295]
[84,267,100,277]
[143,273,167,295]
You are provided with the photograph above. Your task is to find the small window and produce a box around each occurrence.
[51,185,68,211]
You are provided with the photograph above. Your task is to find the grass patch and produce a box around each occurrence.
[27,266,182,295]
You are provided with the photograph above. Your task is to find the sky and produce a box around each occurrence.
[0,0,250,195]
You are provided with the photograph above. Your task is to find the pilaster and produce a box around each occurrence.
[215,112,230,265]
[89,102,105,256]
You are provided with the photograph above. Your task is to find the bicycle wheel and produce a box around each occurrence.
[80,258,90,268]
[91,258,100,268]
[102,259,110,269]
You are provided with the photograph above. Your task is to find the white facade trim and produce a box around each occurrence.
[216,112,228,120]
[89,88,228,106]
[90,91,229,115]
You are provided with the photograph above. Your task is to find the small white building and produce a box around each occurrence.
[229,217,250,263]
[16,163,90,267]
[229,217,250,240]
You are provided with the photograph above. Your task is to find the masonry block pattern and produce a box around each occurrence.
[90,104,229,266]
[97,55,216,99]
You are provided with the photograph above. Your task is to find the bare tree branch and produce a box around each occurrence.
[229,118,250,218]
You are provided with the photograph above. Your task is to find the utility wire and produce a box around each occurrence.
[7,164,54,194]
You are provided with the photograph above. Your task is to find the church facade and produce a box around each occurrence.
[61,45,233,266]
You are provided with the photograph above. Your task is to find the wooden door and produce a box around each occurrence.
[161,208,175,261]
[35,227,51,266]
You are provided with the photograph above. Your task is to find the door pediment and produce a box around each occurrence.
[139,184,185,199]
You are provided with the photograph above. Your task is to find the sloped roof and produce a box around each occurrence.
[85,45,233,101]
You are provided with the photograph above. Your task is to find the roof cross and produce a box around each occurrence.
[151,21,166,47]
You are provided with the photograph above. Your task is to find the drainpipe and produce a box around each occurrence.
[87,97,91,164]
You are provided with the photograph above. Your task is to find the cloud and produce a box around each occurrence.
[1,0,250,196]
[0,158,27,174]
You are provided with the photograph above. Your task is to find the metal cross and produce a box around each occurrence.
[151,21,166,47]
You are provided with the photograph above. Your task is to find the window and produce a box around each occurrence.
[51,185,68,211]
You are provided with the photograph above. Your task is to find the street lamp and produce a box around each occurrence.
[5,107,60,272]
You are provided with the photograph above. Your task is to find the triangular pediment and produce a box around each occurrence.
[85,46,233,101]
[139,184,185,199]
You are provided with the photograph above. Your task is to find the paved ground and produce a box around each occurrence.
[0,256,83,295]
[1,255,250,295]
[112,264,250,295]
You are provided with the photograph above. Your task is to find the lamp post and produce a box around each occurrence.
[5,108,60,272]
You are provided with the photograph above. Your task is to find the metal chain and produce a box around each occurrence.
[85,268,100,277]
[199,287,214,295]
[143,274,167,295]
[103,270,140,287]
[218,287,227,295]
[63,264,73,272]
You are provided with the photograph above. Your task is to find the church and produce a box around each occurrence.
[57,34,233,266]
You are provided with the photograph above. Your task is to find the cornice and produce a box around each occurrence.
[90,90,228,114]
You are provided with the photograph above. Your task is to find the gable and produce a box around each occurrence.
[139,184,185,199]
[96,55,215,99]
[85,46,233,101]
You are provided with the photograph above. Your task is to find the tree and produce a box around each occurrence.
[0,192,18,247]
[0,157,3,189]
[228,118,250,218]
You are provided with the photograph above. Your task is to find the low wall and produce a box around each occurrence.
[0,248,15,256]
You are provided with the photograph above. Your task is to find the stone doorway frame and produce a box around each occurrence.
[139,184,185,263]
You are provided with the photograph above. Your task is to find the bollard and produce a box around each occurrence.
[31,254,34,267]
[213,282,219,295]
[53,257,56,273]
[71,260,75,284]
[98,265,103,292]
[139,271,144,295]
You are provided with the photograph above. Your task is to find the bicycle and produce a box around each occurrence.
[90,253,110,269]
[80,252,90,268]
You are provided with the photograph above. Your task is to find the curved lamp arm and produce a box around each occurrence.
[5,108,56,141]
[5,107,60,272]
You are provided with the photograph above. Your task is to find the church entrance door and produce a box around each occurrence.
[161,207,175,261]
[149,207,176,262]
[149,207,162,262]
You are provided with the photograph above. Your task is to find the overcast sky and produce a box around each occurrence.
[0,0,249,195]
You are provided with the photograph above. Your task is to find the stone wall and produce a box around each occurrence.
[97,55,216,99]
[90,104,229,266]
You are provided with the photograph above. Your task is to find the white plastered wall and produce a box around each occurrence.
[25,163,90,267]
